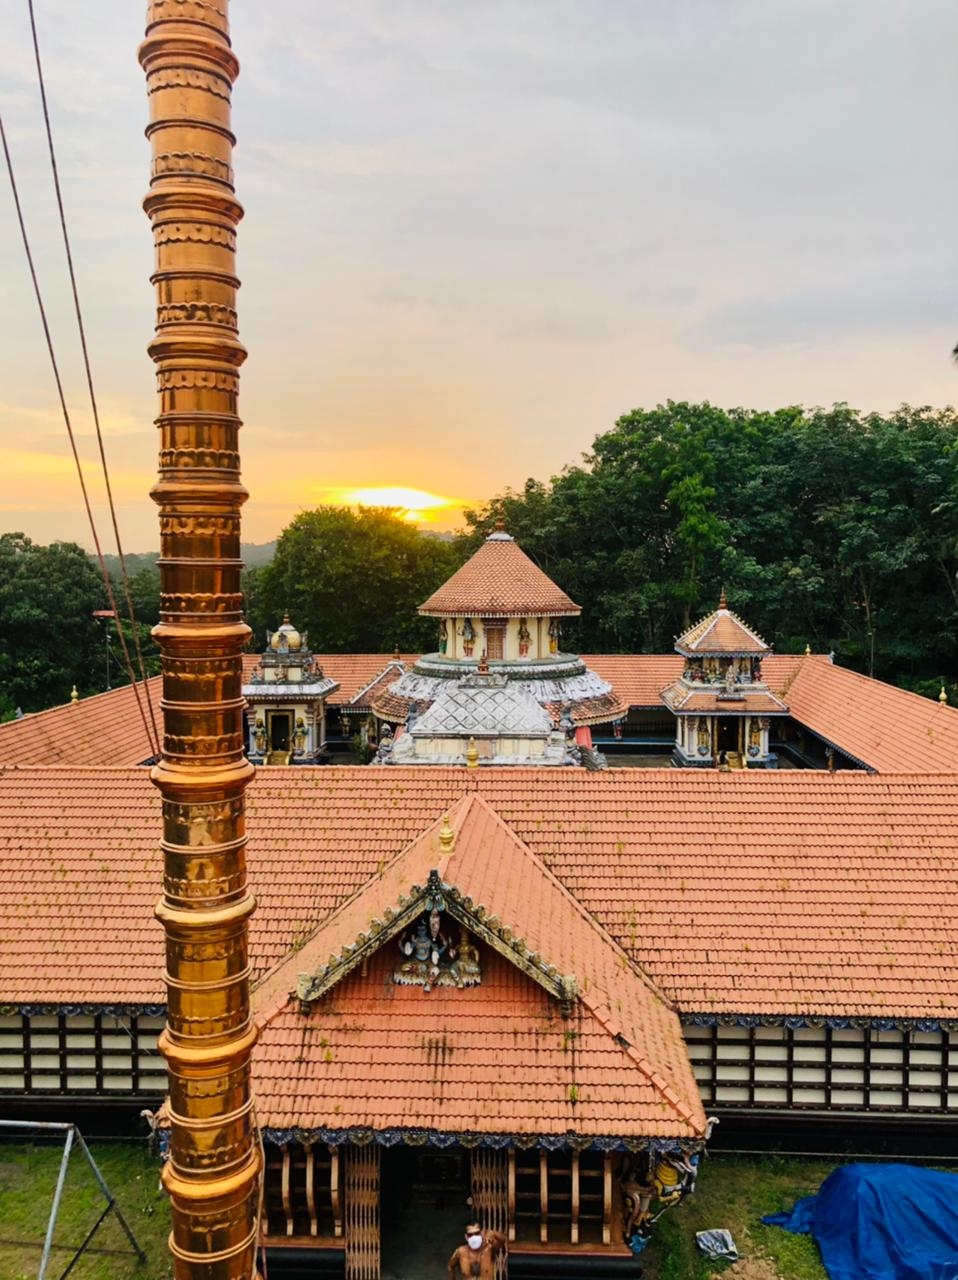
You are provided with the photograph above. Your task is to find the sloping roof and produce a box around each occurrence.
[418,533,580,618]
[660,686,788,715]
[675,599,770,656]
[253,796,703,1139]
[0,681,162,768]
[3,653,957,774]
[2,766,958,1021]
[784,656,958,772]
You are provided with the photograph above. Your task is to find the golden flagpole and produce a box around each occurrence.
[139,2,260,1275]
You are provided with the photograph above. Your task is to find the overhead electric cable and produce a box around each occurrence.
[26,0,162,754]
[0,114,160,759]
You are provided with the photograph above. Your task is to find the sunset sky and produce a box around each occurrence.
[1,1,956,551]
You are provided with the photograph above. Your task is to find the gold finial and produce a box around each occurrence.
[70,685,79,704]
[439,814,455,851]
[393,643,401,660]
[940,684,948,704]
[466,736,479,769]
[495,514,506,532]
[804,643,811,656]
[718,587,728,610]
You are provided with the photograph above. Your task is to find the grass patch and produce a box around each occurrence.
[641,1153,832,1280]
[0,1140,171,1280]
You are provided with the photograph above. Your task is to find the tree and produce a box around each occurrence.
[463,402,958,689]
[251,507,462,652]
[0,533,108,711]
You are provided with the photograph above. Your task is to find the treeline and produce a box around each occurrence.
[460,402,958,693]
[5,402,958,716]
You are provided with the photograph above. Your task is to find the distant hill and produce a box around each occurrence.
[96,541,276,575]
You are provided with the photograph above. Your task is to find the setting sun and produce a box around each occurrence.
[313,485,469,527]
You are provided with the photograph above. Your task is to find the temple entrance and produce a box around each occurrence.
[380,1148,471,1280]
[268,710,292,752]
[716,718,740,755]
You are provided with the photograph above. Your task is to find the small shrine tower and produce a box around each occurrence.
[243,614,340,764]
[373,524,625,765]
[661,592,787,768]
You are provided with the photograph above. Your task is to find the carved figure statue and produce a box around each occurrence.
[395,909,453,992]
[254,718,266,753]
[438,622,448,655]
[518,619,531,657]
[294,716,307,753]
[548,619,560,654]
[462,619,475,658]
[451,923,481,987]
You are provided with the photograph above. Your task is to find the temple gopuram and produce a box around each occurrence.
[371,523,625,767]
[243,614,340,764]
[661,592,787,768]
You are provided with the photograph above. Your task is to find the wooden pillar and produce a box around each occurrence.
[570,1152,580,1245]
[602,1155,612,1246]
[507,1151,516,1244]
[539,1150,549,1244]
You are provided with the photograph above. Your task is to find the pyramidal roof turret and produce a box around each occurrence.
[419,522,581,619]
[675,589,770,657]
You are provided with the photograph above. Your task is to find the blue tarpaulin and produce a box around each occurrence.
[763,1164,958,1280]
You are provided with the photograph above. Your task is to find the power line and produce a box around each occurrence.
[0,113,160,759]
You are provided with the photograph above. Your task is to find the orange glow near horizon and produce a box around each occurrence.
[313,485,471,528]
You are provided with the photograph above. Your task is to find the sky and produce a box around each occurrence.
[1,0,956,551]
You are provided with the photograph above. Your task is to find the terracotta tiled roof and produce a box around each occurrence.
[0,681,162,768]
[418,534,580,618]
[253,796,704,1138]
[660,686,788,715]
[784,656,958,772]
[675,601,770,656]
[3,766,958,1021]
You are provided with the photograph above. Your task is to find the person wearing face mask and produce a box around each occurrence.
[447,1222,506,1280]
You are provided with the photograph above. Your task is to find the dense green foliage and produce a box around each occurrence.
[0,533,109,715]
[462,402,958,687]
[248,506,461,652]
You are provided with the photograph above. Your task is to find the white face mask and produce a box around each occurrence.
[467,1234,483,1251]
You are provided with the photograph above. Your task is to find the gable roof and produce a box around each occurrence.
[253,795,704,1140]
[3,766,958,1024]
[418,532,580,618]
[675,597,770,656]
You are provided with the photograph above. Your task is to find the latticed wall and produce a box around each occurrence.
[509,1149,616,1247]
[0,1012,165,1095]
[263,1143,343,1239]
[471,1148,508,1279]
[685,1022,958,1112]
[344,1144,380,1280]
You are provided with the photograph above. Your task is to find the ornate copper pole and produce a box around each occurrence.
[139,2,260,1276]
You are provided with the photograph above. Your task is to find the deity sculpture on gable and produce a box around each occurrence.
[394,908,481,991]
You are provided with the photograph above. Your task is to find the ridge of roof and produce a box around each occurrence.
[675,601,770,655]
[252,790,701,1132]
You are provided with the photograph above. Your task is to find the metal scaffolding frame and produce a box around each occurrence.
[0,1119,146,1280]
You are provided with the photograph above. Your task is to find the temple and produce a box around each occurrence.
[662,592,786,768]
[372,524,624,767]
[243,613,340,763]
[2,4,956,1277]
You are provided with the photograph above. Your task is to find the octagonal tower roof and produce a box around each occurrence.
[419,528,580,619]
